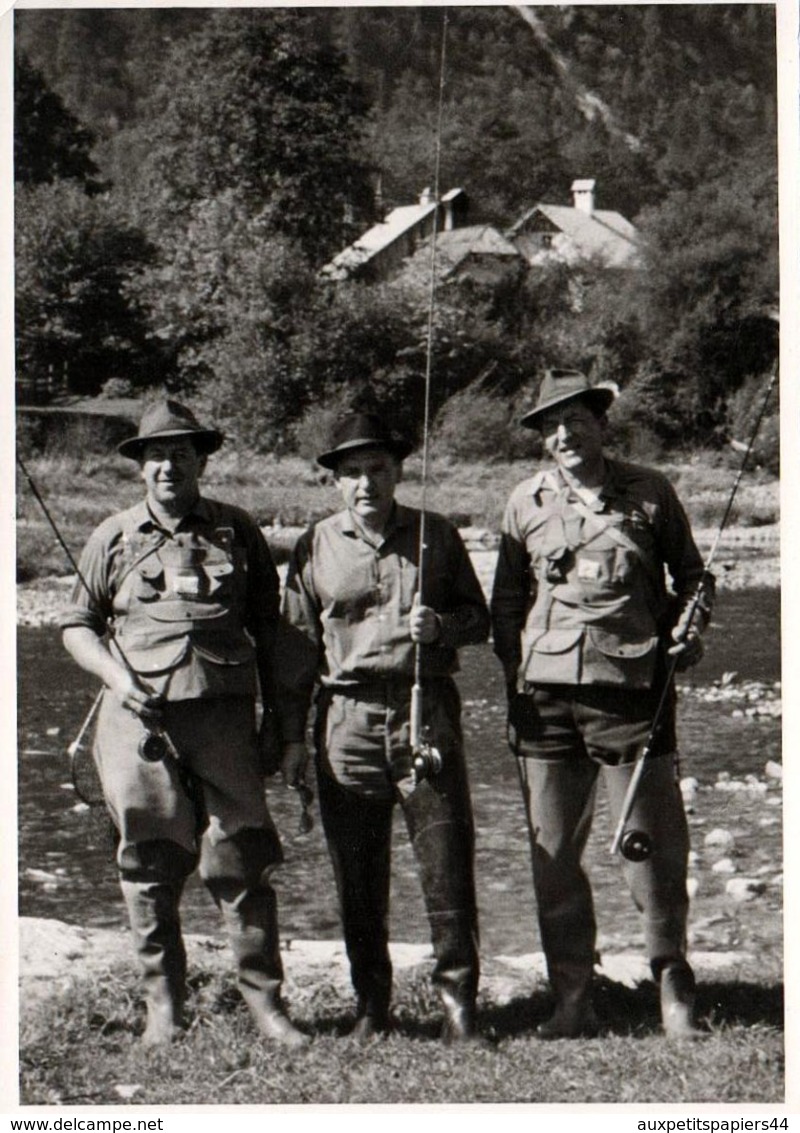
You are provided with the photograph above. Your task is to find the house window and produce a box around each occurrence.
[540,233,553,248]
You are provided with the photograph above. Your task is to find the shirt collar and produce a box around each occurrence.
[134,495,211,533]
[336,501,415,540]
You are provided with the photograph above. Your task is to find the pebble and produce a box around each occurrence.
[704,828,735,851]
[711,858,736,874]
[725,878,767,902]
[765,760,782,780]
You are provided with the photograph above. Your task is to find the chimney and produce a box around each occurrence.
[571,179,596,216]
[419,187,434,206]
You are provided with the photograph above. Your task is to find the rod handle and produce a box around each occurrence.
[410,682,423,752]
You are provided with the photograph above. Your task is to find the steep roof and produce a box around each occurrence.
[320,200,439,280]
[392,225,522,288]
[509,203,640,268]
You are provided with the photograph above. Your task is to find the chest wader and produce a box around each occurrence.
[517,498,694,1038]
[315,678,480,1043]
[112,529,306,1046]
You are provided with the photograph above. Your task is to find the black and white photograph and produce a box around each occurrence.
[4,0,794,1120]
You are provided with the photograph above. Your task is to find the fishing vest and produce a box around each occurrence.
[110,520,256,700]
[521,476,663,688]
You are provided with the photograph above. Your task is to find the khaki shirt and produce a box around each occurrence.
[277,504,490,742]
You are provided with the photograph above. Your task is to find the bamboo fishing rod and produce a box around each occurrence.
[410,11,449,780]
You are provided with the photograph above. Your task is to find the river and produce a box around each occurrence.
[17,588,781,957]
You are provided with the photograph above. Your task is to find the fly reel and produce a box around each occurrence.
[619,828,654,862]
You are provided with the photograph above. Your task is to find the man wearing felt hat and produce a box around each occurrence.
[491,369,713,1040]
[60,399,306,1047]
[276,407,489,1043]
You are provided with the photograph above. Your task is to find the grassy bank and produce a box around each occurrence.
[16,450,779,583]
[20,960,783,1105]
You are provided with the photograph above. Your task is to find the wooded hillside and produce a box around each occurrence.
[14,6,778,463]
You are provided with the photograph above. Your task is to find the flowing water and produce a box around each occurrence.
[17,589,781,958]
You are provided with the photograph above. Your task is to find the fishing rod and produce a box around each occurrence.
[610,357,779,860]
[410,11,449,783]
[16,453,183,769]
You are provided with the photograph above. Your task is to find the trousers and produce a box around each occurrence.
[513,685,690,977]
[314,678,480,1010]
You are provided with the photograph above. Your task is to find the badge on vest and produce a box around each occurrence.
[576,557,601,582]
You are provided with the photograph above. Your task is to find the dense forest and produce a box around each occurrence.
[14,5,779,461]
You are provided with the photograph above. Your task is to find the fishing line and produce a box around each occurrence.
[410,11,448,766]
[17,454,185,771]
[610,358,779,858]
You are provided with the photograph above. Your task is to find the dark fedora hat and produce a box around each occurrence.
[117,399,224,459]
[317,411,414,470]
[519,369,618,430]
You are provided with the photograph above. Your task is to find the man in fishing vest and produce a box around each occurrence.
[276,409,489,1043]
[60,400,306,1047]
[491,369,713,1040]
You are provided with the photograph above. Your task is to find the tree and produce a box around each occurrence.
[128,8,375,264]
[15,183,168,396]
[14,49,103,191]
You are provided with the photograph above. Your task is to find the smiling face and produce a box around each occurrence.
[333,446,401,531]
[539,398,606,485]
[139,437,205,518]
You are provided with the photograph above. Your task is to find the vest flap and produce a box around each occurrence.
[121,638,189,675]
[137,559,164,581]
[205,561,234,578]
[192,641,255,667]
[587,627,659,659]
[528,627,583,654]
[145,601,228,622]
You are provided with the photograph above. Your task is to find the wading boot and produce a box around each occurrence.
[208,879,308,1048]
[120,878,187,1046]
[659,960,703,1040]
[351,994,392,1042]
[439,987,481,1045]
[536,960,599,1040]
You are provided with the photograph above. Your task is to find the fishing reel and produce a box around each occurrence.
[618,828,654,862]
[412,741,443,784]
[138,730,169,763]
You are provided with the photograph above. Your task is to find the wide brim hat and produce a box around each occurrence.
[520,369,618,430]
[118,399,224,459]
[317,411,414,469]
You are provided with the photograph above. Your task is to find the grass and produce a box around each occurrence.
[19,964,783,1105]
[15,451,779,583]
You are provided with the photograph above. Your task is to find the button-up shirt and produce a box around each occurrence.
[277,504,490,742]
[491,457,710,681]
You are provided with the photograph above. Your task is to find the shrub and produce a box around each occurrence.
[431,388,541,462]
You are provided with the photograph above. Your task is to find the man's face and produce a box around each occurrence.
[140,437,204,513]
[540,400,605,477]
[334,447,401,527]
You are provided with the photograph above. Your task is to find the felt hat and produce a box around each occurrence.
[317,411,414,470]
[519,369,618,430]
[117,400,224,459]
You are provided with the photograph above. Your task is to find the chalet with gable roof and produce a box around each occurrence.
[320,188,469,283]
[391,224,524,290]
[508,179,640,269]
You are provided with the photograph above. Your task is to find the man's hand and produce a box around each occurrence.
[668,627,704,671]
[110,669,164,723]
[281,741,309,788]
[410,593,442,644]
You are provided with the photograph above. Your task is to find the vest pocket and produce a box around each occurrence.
[585,628,659,688]
[121,638,189,676]
[523,627,583,685]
